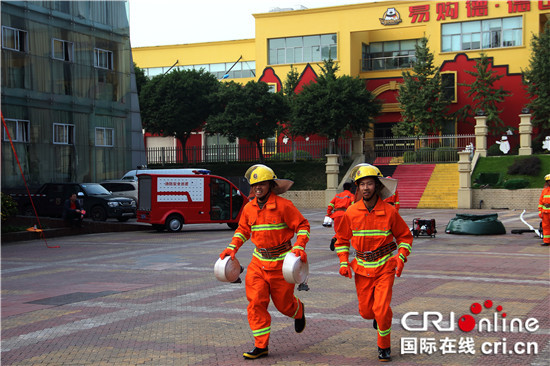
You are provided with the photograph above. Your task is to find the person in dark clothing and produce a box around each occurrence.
[63,193,84,227]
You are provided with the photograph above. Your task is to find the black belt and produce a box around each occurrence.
[256,241,292,259]
[356,242,397,262]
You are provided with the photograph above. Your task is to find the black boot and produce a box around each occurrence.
[295,304,306,333]
[330,237,336,251]
[378,346,391,362]
[243,346,268,359]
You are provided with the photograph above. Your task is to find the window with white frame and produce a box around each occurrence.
[94,48,113,70]
[2,119,30,142]
[53,123,75,145]
[95,127,114,147]
[2,26,28,52]
[268,33,337,65]
[441,16,522,52]
[52,38,74,62]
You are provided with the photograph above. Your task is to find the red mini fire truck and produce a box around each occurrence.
[137,169,248,232]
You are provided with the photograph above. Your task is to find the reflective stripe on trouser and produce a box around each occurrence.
[354,270,395,349]
[245,261,303,348]
[543,213,550,244]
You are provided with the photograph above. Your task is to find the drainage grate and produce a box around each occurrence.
[26,291,119,306]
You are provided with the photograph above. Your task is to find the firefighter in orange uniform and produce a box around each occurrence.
[383,176,400,212]
[538,174,550,246]
[326,182,354,251]
[219,164,309,359]
[334,163,413,362]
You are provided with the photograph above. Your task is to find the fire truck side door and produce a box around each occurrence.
[210,178,231,221]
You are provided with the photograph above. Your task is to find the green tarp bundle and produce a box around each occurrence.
[445,213,506,235]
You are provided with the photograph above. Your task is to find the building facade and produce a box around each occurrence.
[1,0,145,190]
[132,1,550,161]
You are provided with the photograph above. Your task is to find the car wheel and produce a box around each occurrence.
[227,223,238,230]
[117,217,129,222]
[166,214,183,232]
[91,206,107,221]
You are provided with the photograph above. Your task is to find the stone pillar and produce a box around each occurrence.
[351,132,364,159]
[474,115,488,157]
[518,113,533,156]
[457,151,472,209]
[325,154,339,206]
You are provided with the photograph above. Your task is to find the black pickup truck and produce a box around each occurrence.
[12,183,136,222]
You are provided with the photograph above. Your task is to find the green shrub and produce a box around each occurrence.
[416,147,435,162]
[503,178,529,189]
[1,193,18,222]
[487,143,503,156]
[475,173,501,186]
[434,148,458,162]
[507,156,541,176]
[268,150,312,161]
[403,151,416,162]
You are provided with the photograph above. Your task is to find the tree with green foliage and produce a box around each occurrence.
[456,53,511,136]
[523,22,550,143]
[133,62,148,97]
[292,59,381,161]
[206,80,288,163]
[282,65,301,162]
[139,69,220,164]
[396,37,450,137]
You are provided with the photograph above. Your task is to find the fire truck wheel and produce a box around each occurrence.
[166,214,183,232]
[227,223,238,230]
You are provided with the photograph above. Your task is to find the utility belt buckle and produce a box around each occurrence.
[364,251,376,262]
[258,247,272,259]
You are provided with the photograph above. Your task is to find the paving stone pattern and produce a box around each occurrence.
[2,209,549,365]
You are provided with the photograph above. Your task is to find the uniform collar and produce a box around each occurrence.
[252,192,277,209]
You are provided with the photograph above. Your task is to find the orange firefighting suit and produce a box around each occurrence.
[327,189,354,233]
[383,190,400,211]
[223,193,310,348]
[335,198,413,349]
[538,186,550,244]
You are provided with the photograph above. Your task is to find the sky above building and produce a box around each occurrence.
[128,0,377,48]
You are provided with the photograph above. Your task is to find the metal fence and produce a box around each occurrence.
[364,134,476,163]
[147,139,353,165]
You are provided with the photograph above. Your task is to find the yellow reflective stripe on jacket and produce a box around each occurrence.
[252,249,290,262]
[355,253,392,268]
[297,229,310,238]
[252,326,271,337]
[233,232,247,243]
[227,244,237,250]
[352,229,392,237]
[398,242,412,253]
[251,223,289,231]
[335,246,349,255]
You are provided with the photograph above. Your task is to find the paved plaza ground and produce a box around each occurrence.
[2,208,549,365]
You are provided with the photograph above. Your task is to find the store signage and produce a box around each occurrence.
[379,1,549,26]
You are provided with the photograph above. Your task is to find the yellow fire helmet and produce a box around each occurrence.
[545,174,550,181]
[244,164,293,195]
[349,163,397,200]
